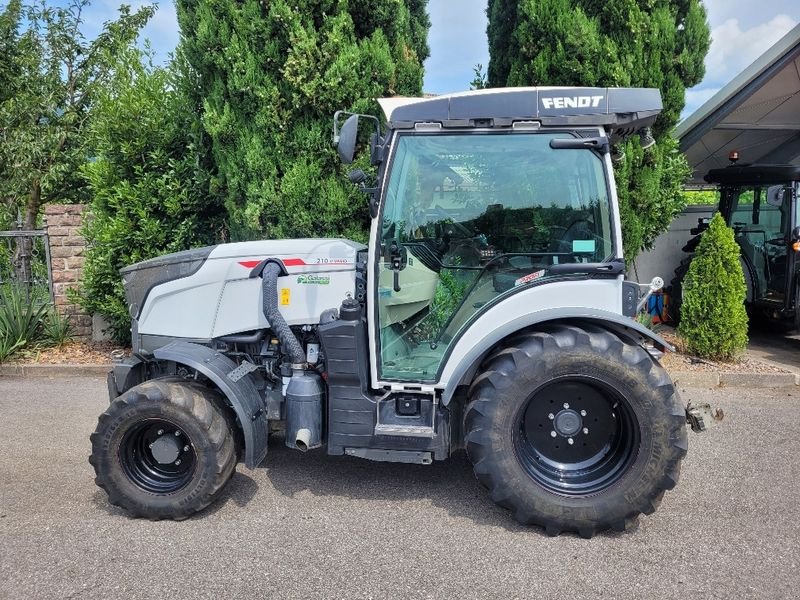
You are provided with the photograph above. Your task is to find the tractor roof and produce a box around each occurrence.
[705,164,800,185]
[378,87,662,134]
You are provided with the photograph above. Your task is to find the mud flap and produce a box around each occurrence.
[153,341,269,468]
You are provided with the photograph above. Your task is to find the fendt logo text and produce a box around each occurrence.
[541,95,604,110]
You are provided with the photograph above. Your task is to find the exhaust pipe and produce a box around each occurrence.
[285,367,323,451]
[250,259,323,451]
[295,428,312,452]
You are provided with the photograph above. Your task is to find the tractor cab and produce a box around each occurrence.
[335,87,663,388]
[683,164,800,324]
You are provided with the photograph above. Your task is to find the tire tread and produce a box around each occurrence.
[463,323,687,536]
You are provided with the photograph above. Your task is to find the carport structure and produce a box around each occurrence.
[677,23,800,187]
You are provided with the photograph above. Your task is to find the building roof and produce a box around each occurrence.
[676,24,800,187]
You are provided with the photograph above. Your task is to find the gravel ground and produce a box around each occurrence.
[9,342,126,365]
[658,329,792,374]
[659,351,792,373]
[1,376,799,600]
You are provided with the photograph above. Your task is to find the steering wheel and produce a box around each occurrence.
[425,206,473,238]
[766,238,785,246]
[551,220,593,252]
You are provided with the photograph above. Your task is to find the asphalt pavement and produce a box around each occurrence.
[1,376,798,599]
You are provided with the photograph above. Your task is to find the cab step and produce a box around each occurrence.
[373,423,436,438]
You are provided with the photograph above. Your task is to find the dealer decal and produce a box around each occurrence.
[297,274,330,285]
[514,269,546,287]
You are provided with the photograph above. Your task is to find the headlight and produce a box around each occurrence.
[121,246,214,319]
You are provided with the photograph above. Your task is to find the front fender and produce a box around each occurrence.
[440,308,673,406]
[153,341,268,469]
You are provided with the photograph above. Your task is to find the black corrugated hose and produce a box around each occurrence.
[258,261,306,366]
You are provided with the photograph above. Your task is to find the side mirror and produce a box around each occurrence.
[792,226,800,241]
[334,113,360,164]
[767,185,785,207]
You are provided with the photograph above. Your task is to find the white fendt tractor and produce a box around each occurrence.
[91,87,697,537]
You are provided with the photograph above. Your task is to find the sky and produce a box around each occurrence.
[38,0,800,123]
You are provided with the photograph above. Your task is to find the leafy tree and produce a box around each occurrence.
[678,213,748,361]
[682,189,718,205]
[175,0,430,241]
[486,0,710,259]
[470,64,488,90]
[0,0,154,230]
[78,48,225,342]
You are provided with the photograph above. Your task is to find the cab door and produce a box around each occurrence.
[729,184,793,304]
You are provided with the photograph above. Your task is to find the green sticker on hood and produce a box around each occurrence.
[297,274,330,285]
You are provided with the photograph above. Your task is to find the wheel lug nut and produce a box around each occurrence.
[567,438,574,445]
[175,430,181,437]
[550,431,557,438]
[563,403,569,409]
[580,410,587,417]
[583,427,589,435]
[157,429,164,435]
[548,413,554,420]
[183,445,190,452]
[175,459,181,466]
[149,443,154,448]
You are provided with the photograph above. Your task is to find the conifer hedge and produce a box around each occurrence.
[678,213,748,361]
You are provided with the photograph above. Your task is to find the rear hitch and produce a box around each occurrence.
[685,402,724,433]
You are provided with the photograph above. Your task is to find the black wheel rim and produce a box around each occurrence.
[514,377,640,496]
[119,418,196,494]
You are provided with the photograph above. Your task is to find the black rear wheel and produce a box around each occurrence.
[90,378,237,520]
[667,255,693,325]
[515,378,639,496]
[464,323,687,537]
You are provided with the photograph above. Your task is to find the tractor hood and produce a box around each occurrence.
[127,239,366,338]
[121,246,215,320]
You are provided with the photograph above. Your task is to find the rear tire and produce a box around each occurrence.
[89,378,237,520]
[464,324,687,537]
[667,256,692,325]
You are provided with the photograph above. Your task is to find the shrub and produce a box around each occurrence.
[42,308,73,347]
[678,213,748,360]
[77,49,224,344]
[0,283,49,362]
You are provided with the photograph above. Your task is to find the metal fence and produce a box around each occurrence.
[0,223,54,303]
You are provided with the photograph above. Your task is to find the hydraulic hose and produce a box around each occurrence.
[254,260,306,367]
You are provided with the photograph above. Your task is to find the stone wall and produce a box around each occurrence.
[44,204,92,341]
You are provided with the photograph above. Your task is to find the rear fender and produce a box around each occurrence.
[440,308,673,406]
[153,341,268,469]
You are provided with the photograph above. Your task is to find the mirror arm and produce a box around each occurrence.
[366,188,379,218]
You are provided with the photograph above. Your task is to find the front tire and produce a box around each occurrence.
[464,324,687,537]
[89,378,237,520]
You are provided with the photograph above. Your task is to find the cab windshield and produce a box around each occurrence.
[377,131,615,381]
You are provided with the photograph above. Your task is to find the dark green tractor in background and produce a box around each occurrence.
[670,163,800,328]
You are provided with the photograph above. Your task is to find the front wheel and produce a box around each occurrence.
[464,323,687,537]
[89,378,237,520]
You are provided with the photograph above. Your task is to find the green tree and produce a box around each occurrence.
[486,0,710,259]
[175,0,430,241]
[682,189,718,205]
[678,213,748,361]
[77,48,225,343]
[0,0,154,230]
